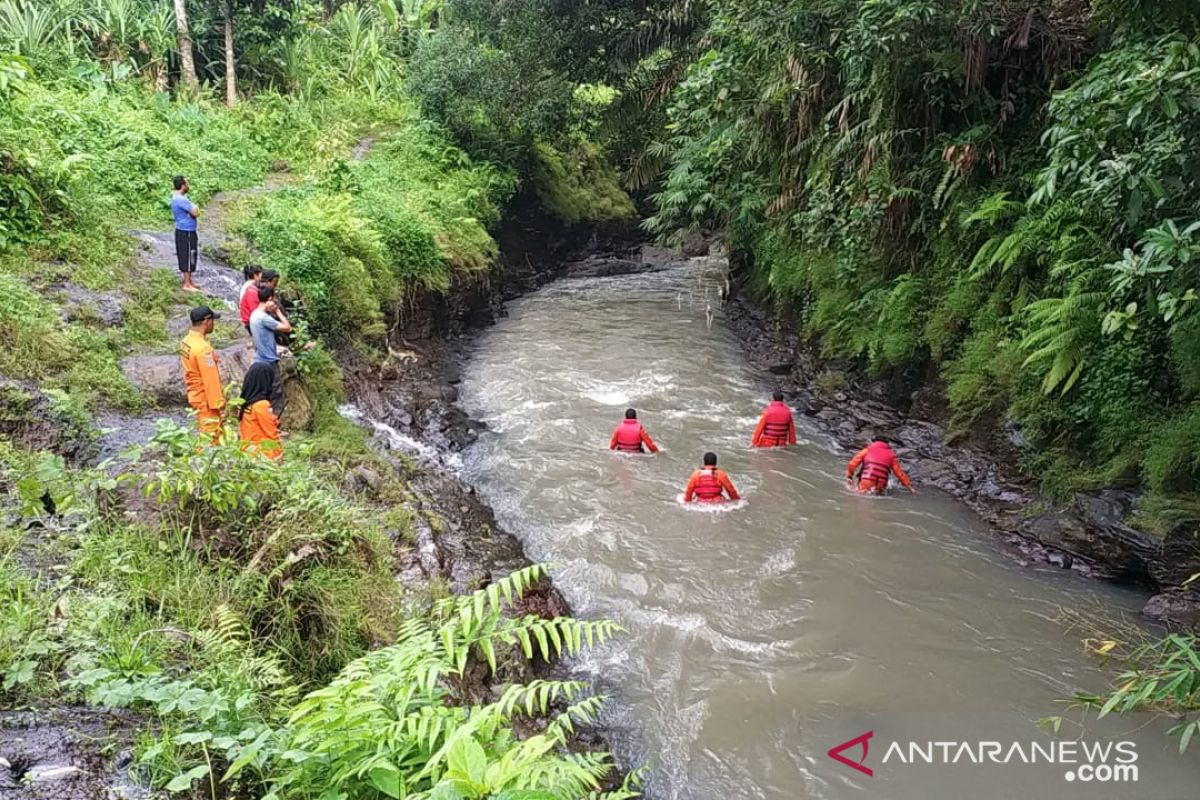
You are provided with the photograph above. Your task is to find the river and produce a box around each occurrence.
[458,255,1200,800]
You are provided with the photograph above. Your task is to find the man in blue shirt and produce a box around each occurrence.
[249,285,293,418]
[171,175,201,292]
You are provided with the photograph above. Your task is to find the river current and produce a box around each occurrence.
[458,255,1200,800]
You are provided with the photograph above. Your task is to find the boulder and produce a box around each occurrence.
[1142,589,1200,630]
[25,764,83,782]
[53,284,125,328]
[0,381,94,462]
[1148,521,1200,588]
[120,345,313,429]
[1018,498,1159,583]
[279,356,313,430]
[121,344,253,405]
[679,228,711,257]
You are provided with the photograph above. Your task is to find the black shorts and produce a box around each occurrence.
[175,229,198,273]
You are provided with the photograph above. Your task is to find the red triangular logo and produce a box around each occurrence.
[827,730,874,776]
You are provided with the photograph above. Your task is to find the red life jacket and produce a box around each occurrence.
[693,467,724,501]
[760,401,793,445]
[859,441,895,483]
[614,419,645,452]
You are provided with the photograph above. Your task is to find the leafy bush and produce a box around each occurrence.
[265,565,630,800]
[1144,403,1200,494]
[0,273,139,409]
[1078,633,1200,755]
[532,140,635,226]
[241,118,512,338]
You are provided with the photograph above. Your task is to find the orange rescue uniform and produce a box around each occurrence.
[684,467,741,503]
[846,443,913,494]
[609,420,660,453]
[239,399,283,461]
[179,330,224,440]
[752,400,797,447]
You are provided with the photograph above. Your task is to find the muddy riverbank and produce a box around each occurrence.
[721,249,1200,628]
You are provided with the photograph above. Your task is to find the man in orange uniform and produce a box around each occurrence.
[609,408,660,454]
[684,452,741,503]
[751,390,797,447]
[846,436,916,494]
[179,305,225,441]
[238,362,282,461]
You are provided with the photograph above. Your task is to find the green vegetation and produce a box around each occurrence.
[0,1,639,797]
[1,422,633,797]
[237,120,514,340]
[606,0,1200,753]
[625,1,1200,525]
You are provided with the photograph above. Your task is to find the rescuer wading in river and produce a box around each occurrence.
[684,452,741,503]
[610,408,660,454]
[751,390,797,448]
[847,436,917,494]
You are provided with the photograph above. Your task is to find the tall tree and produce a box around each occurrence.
[222,0,236,105]
[172,0,198,91]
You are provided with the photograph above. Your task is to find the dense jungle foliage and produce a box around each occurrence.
[634,0,1200,522]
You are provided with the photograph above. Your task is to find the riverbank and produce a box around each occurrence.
[720,249,1200,628]
[0,162,638,797]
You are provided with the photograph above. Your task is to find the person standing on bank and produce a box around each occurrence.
[179,305,224,441]
[171,175,201,292]
[248,285,292,419]
[238,362,283,461]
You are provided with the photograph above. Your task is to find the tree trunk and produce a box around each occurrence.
[173,0,198,92]
[223,1,236,106]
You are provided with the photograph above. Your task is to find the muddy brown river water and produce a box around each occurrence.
[458,256,1200,800]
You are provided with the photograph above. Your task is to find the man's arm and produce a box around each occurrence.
[787,416,797,445]
[751,412,768,447]
[846,448,867,479]
[641,428,660,453]
[720,472,741,501]
[609,429,619,450]
[272,307,294,334]
[892,458,915,491]
[199,348,224,410]
[683,474,698,503]
[186,198,199,218]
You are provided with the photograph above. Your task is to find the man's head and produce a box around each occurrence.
[173,175,188,193]
[703,451,717,467]
[773,390,784,402]
[258,285,277,312]
[244,265,263,282]
[871,435,889,444]
[189,305,219,334]
[260,269,279,288]
[625,408,637,420]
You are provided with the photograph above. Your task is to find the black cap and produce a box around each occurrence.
[189,305,220,323]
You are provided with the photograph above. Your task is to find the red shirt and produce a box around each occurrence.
[239,281,261,323]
